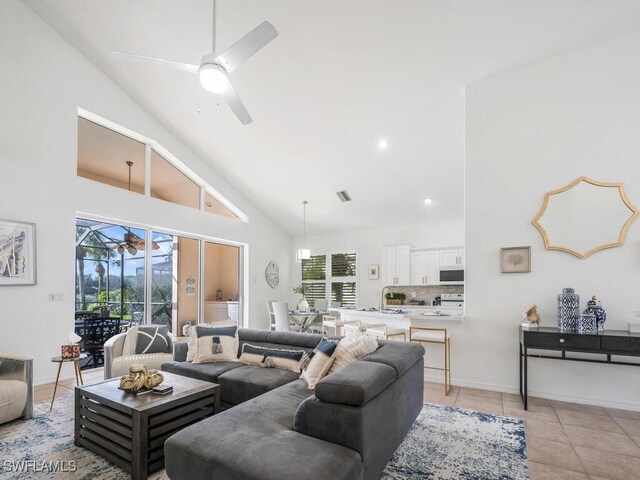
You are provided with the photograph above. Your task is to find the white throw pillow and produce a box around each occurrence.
[300,339,339,389]
[190,325,239,364]
[328,333,378,374]
[186,321,236,362]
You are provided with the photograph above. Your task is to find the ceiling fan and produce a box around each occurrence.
[113,231,160,256]
[110,0,278,125]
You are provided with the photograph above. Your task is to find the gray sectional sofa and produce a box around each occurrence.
[162,328,425,480]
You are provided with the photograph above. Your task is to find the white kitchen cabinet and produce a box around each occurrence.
[204,301,239,324]
[440,248,464,266]
[410,251,440,285]
[382,244,411,285]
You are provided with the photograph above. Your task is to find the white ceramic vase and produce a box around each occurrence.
[298,298,309,313]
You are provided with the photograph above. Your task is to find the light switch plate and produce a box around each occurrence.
[49,293,64,302]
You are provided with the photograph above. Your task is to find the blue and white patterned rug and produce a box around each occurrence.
[0,397,527,479]
[382,403,529,480]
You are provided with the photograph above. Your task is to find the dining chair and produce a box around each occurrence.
[330,302,341,309]
[314,299,328,312]
[266,301,277,330]
[409,323,451,395]
[273,302,292,332]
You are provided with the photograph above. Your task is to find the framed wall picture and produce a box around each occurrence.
[0,220,37,285]
[500,246,531,273]
[368,264,379,280]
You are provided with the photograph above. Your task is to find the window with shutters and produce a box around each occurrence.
[301,252,357,308]
[330,253,357,308]
[301,255,326,308]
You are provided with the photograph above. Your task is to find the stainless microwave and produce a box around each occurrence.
[439,266,464,285]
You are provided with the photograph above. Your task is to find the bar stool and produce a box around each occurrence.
[343,320,366,335]
[365,322,406,341]
[322,315,345,335]
[409,326,451,395]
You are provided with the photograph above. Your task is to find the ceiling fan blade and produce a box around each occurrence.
[111,51,200,74]
[214,21,278,73]
[222,82,252,125]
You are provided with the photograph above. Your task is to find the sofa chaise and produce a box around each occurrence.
[161,328,425,480]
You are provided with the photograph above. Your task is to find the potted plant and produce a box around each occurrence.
[385,292,406,306]
[293,284,309,312]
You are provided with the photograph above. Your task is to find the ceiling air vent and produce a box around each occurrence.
[336,191,352,202]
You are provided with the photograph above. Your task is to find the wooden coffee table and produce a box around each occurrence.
[74,371,219,480]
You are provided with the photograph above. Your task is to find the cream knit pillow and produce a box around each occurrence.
[327,333,378,375]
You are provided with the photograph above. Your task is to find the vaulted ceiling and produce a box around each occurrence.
[23,0,640,235]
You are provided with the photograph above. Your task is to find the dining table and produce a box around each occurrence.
[289,310,327,333]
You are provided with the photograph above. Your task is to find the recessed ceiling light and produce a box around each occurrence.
[378,139,388,150]
[424,198,433,205]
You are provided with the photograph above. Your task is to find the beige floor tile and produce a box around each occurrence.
[424,382,460,395]
[550,400,607,415]
[424,391,458,406]
[458,387,502,400]
[610,416,640,437]
[529,462,588,480]
[555,410,623,433]
[33,384,73,403]
[525,418,570,443]
[527,437,584,473]
[575,446,640,480]
[455,395,504,415]
[563,424,640,457]
[504,402,559,423]
[604,407,640,421]
[504,393,551,407]
[632,435,640,448]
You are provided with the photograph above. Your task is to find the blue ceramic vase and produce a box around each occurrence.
[557,287,580,332]
[583,295,606,331]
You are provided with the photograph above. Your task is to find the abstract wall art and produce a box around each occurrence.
[0,220,36,285]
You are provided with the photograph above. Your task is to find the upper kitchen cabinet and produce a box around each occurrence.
[410,250,440,285]
[440,248,464,266]
[383,244,411,285]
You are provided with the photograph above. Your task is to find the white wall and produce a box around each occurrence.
[463,31,640,408]
[292,220,464,308]
[0,0,292,384]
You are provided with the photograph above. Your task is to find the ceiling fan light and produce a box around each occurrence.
[127,245,138,255]
[117,245,125,255]
[199,64,229,94]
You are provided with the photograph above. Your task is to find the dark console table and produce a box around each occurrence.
[519,326,640,410]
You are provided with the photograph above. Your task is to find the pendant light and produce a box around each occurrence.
[296,200,311,261]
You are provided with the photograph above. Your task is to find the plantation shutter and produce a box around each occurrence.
[302,255,326,307]
[331,282,356,308]
[331,253,356,277]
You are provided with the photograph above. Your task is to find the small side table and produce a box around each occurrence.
[50,353,87,411]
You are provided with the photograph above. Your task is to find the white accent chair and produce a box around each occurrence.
[409,325,451,395]
[0,354,33,424]
[104,327,177,379]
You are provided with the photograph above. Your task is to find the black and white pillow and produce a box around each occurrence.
[135,325,171,354]
[300,338,339,389]
[191,325,239,364]
[239,344,305,373]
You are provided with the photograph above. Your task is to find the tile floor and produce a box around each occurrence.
[34,372,640,480]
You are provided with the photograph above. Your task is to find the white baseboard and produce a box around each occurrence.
[424,374,640,411]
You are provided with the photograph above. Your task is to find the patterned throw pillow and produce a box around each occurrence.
[186,321,236,362]
[327,332,378,375]
[300,339,339,390]
[191,325,239,364]
[239,344,306,373]
[135,325,171,354]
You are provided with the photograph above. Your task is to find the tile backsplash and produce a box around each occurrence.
[388,285,464,305]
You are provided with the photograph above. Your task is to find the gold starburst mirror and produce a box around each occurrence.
[532,177,639,259]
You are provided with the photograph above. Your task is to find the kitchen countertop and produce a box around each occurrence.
[334,307,464,322]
